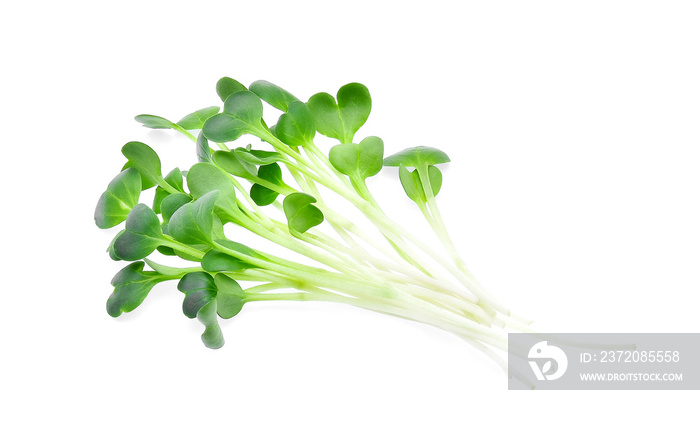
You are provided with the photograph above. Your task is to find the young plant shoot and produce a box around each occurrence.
[95,78,529,362]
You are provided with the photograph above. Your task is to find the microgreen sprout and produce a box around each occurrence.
[95,78,531,364]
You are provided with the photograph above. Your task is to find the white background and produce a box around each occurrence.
[2,1,699,446]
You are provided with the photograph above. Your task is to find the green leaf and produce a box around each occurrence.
[178,271,218,318]
[107,229,126,261]
[276,101,315,147]
[152,187,169,214]
[336,83,371,141]
[202,91,264,142]
[196,132,213,163]
[121,141,164,187]
[250,162,282,206]
[216,77,247,102]
[329,136,384,180]
[122,161,156,190]
[186,163,237,214]
[234,147,284,165]
[160,193,192,224]
[382,146,450,168]
[283,192,324,233]
[201,249,256,273]
[144,258,196,277]
[197,301,224,349]
[177,272,224,349]
[398,165,423,204]
[223,90,264,123]
[307,82,371,144]
[134,114,175,130]
[164,167,185,193]
[398,165,443,204]
[201,113,248,143]
[214,239,266,261]
[156,246,177,256]
[112,204,164,261]
[107,261,171,317]
[168,191,219,245]
[212,150,258,180]
[307,92,343,142]
[249,80,300,112]
[425,165,443,196]
[214,274,246,319]
[176,106,220,130]
[95,167,142,229]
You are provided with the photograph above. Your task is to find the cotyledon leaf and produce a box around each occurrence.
[329,136,384,180]
[95,167,142,229]
[382,146,450,168]
[112,204,165,261]
[107,261,173,317]
[176,106,220,130]
[249,80,300,112]
[168,191,219,245]
[121,141,164,188]
[307,82,371,144]
[216,77,248,102]
[177,272,224,349]
[283,193,324,233]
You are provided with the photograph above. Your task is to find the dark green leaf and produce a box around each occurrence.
[201,249,256,273]
[176,106,220,130]
[214,274,246,319]
[156,246,177,256]
[283,193,324,233]
[258,162,283,185]
[382,146,450,168]
[250,163,283,206]
[249,80,300,112]
[276,101,316,147]
[168,191,219,245]
[212,150,258,180]
[95,167,142,229]
[134,114,175,130]
[121,141,164,187]
[250,184,278,206]
[112,204,164,261]
[216,77,247,102]
[329,136,384,180]
[177,272,224,349]
[107,261,171,317]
